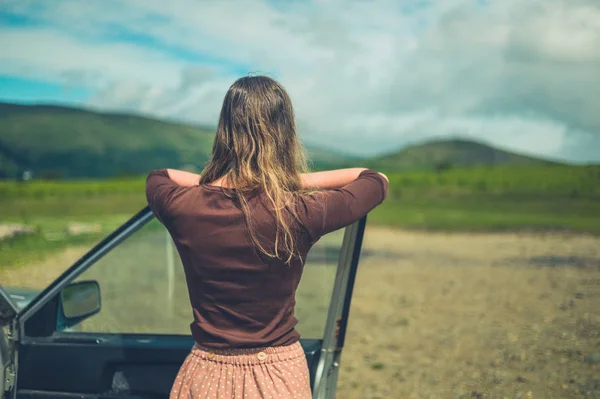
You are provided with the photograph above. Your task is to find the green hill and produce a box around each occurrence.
[0,101,567,178]
[303,143,361,169]
[0,102,217,178]
[367,138,558,171]
[0,101,353,178]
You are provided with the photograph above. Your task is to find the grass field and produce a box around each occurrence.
[1,164,598,270]
[371,164,600,234]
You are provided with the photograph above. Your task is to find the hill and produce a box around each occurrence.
[0,101,353,178]
[0,101,566,178]
[367,138,558,171]
[0,101,217,178]
[303,143,361,169]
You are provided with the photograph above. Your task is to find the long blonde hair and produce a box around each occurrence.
[199,75,309,264]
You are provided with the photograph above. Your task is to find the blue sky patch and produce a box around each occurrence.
[0,75,91,105]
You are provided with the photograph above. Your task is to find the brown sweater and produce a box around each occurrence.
[146,169,388,349]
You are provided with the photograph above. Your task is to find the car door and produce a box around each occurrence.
[0,207,366,399]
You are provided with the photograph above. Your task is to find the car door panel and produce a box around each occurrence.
[17,335,323,399]
[18,335,191,397]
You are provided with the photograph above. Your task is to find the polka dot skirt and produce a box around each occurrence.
[170,341,312,399]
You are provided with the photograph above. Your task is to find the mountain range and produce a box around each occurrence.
[0,101,556,179]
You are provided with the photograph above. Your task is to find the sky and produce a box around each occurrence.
[0,0,599,162]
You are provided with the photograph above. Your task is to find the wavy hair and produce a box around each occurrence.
[199,75,309,264]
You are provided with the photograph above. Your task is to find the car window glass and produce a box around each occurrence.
[63,218,345,338]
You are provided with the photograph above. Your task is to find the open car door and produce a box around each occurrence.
[2,207,366,399]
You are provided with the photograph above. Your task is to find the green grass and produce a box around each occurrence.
[370,197,600,234]
[0,231,105,270]
[0,177,145,199]
[369,164,600,233]
[0,178,148,269]
[1,164,598,269]
[384,164,600,196]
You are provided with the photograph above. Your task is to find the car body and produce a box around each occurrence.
[1,288,38,313]
[1,207,367,399]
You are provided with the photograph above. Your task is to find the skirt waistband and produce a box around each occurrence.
[191,341,304,366]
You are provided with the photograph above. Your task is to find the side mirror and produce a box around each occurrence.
[57,281,101,330]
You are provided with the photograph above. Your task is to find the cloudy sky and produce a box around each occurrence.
[0,0,599,162]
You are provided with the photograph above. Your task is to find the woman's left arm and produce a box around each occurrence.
[166,169,201,187]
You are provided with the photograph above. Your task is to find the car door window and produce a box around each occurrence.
[66,218,346,338]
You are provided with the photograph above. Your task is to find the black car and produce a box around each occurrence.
[1,207,367,399]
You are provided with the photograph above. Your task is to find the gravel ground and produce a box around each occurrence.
[2,226,599,398]
[337,226,600,399]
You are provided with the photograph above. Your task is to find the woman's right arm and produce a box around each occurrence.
[297,169,389,240]
[301,168,389,193]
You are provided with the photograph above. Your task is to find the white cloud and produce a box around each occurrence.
[0,27,182,87]
[0,0,599,162]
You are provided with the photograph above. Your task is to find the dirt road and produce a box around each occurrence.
[338,227,600,399]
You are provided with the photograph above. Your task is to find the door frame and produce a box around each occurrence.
[6,208,152,399]
[312,216,366,399]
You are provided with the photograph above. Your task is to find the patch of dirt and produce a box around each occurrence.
[337,226,600,399]
[65,222,102,236]
[0,223,35,240]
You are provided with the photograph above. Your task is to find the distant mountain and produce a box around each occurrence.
[0,102,353,179]
[303,143,362,169]
[0,101,560,179]
[367,138,558,171]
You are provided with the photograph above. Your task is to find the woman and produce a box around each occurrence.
[146,75,388,399]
